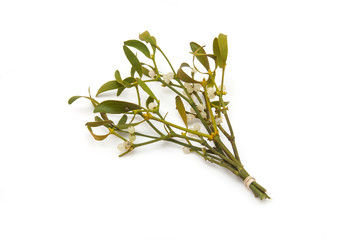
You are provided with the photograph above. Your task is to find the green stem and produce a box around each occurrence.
[192,92,204,105]
[116,129,158,140]
[111,130,127,141]
[141,115,164,137]
[200,139,239,169]
[218,124,240,161]
[156,46,176,74]
[204,86,218,132]
[213,136,239,164]
[135,85,141,106]
[155,111,174,134]
[172,133,203,144]
[133,135,170,147]
[150,116,211,138]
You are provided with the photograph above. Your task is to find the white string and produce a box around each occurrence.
[244,176,256,188]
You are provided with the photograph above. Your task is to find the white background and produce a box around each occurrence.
[1,0,359,239]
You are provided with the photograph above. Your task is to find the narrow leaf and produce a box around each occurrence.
[118,114,128,125]
[95,116,103,122]
[177,63,200,84]
[190,42,210,70]
[211,101,229,108]
[213,37,224,68]
[130,66,136,77]
[114,70,122,84]
[94,116,112,128]
[175,96,188,127]
[139,31,156,46]
[116,121,143,129]
[87,126,109,141]
[68,96,82,105]
[146,96,154,108]
[123,77,136,88]
[123,45,142,77]
[117,86,125,96]
[86,120,114,127]
[96,80,123,96]
[141,65,150,77]
[94,100,142,114]
[124,39,151,58]
[68,96,98,106]
[124,77,136,84]
[100,112,109,120]
[137,78,157,100]
[218,33,228,66]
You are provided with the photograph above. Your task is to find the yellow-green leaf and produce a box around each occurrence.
[141,65,150,77]
[137,78,157,100]
[211,101,229,108]
[123,77,136,88]
[124,39,151,58]
[114,70,122,84]
[68,96,98,106]
[117,86,125,96]
[94,100,142,114]
[68,96,82,105]
[218,33,228,66]
[96,80,123,96]
[116,121,143,129]
[87,126,110,141]
[213,38,223,68]
[146,96,154,108]
[118,114,128,125]
[190,42,210,71]
[139,31,156,46]
[175,96,187,127]
[123,45,142,77]
[213,34,228,69]
[177,63,200,84]
[85,120,114,127]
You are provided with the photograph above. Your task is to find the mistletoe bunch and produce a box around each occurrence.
[69,31,270,200]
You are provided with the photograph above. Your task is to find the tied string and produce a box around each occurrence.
[243,176,256,189]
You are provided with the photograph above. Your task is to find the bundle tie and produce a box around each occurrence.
[244,176,256,188]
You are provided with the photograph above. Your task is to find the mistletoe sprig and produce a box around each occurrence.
[69,31,270,200]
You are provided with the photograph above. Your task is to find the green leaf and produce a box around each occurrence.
[139,31,156,47]
[175,96,188,127]
[123,77,136,88]
[177,63,200,84]
[86,120,114,127]
[137,78,157,100]
[100,112,109,120]
[94,100,142,114]
[141,65,150,77]
[130,66,136,77]
[123,45,142,77]
[218,33,228,66]
[96,80,123,96]
[87,126,110,141]
[190,42,210,71]
[213,38,223,68]
[68,96,82,104]
[124,39,151,58]
[211,101,229,108]
[68,96,98,106]
[213,34,228,68]
[95,116,103,122]
[117,86,125,96]
[146,96,154,108]
[124,77,136,84]
[114,70,122,84]
[118,114,128,125]
[116,121,143,129]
